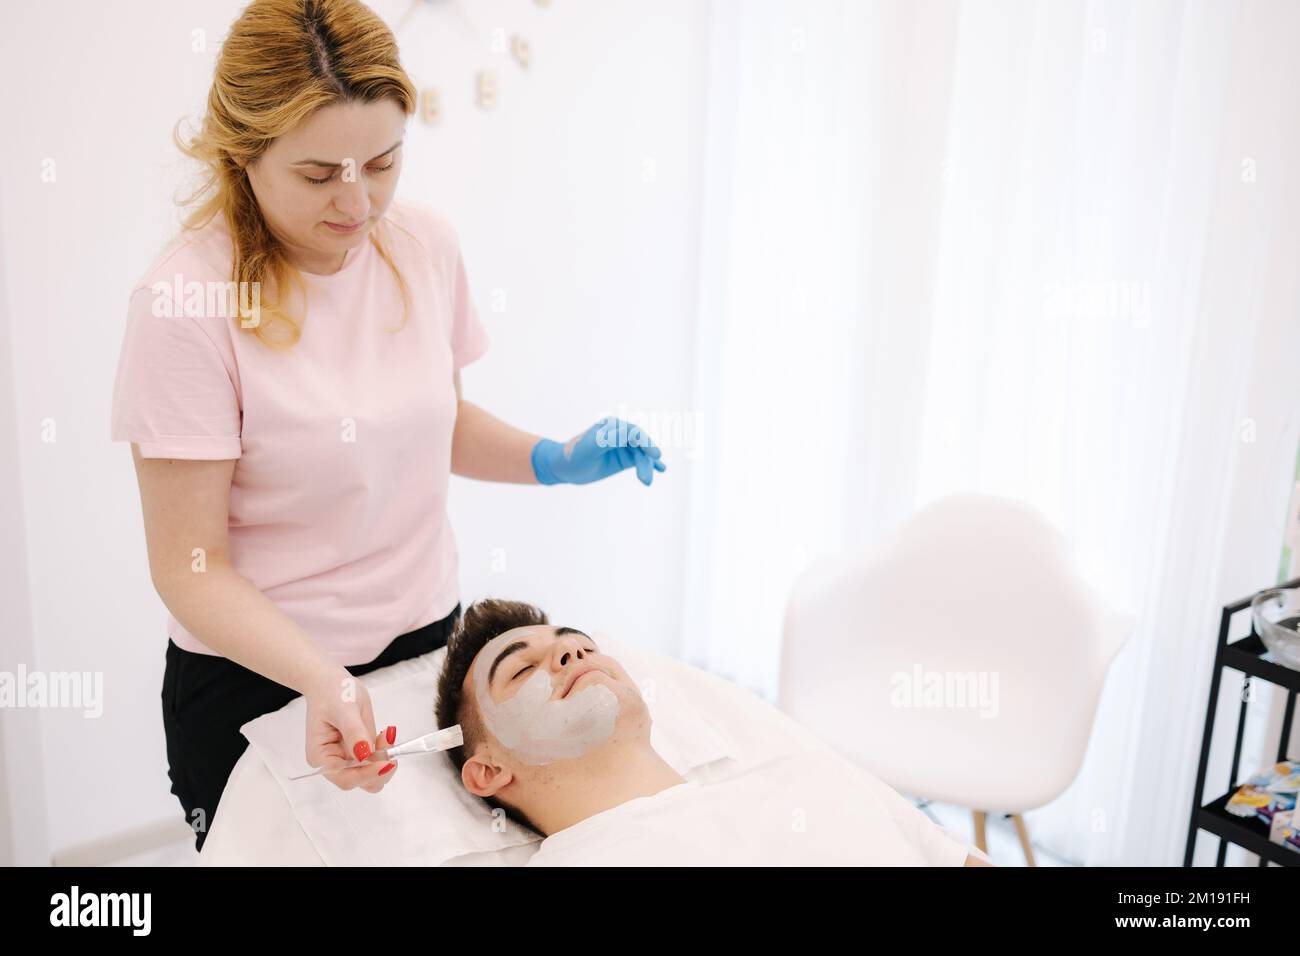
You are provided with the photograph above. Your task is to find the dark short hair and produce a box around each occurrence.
[435,597,549,835]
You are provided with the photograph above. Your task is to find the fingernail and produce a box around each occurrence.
[354,741,372,762]
[386,725,396,745]
[378,762,396,776]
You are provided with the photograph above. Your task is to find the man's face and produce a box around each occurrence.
[245,98,407,272]
[465,625,644,766]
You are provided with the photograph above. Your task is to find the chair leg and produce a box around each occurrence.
[1011,813,1037,867]
[972,810,988,854]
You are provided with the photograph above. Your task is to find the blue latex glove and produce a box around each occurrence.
[532,416,667,487]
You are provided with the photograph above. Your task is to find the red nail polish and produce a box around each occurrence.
[378,762,396,776]
[386,725,396,745]
[353,741,371,762]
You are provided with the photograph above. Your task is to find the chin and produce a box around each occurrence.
[613,684,651,724]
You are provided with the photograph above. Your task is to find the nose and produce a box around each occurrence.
[551,634,591,671]
[333,177,370,222]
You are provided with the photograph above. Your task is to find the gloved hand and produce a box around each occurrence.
[532,416,667,487]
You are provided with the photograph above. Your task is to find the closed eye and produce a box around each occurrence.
[302,161,396,186]
[512,664,533,680]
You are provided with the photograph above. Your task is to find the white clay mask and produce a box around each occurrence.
[474,630,620,765]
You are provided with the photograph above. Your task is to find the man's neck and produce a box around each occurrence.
[528,745,687,837]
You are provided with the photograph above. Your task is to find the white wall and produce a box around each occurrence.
[0,190,53,866]
[0,0,708,857]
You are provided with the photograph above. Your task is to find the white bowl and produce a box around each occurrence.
[1250,587,1300,672]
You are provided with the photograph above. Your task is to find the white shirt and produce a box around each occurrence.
[526,749,972,866]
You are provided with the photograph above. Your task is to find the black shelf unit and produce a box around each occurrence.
[1184,578,1300,867]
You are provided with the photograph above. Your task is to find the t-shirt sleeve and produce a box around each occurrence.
[445,223,490,371]
[110,285,243,460]
[827,750,974,865]
[882,789,975,867]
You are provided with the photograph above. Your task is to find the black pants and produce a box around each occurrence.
[161,603,460,852]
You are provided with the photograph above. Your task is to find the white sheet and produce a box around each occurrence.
[201,635,981,866]
[202,633,736,865]
[526,749,972,866]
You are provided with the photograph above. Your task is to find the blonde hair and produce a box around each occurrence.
[174,0,418,348]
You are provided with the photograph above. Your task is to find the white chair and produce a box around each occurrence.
[779,493,1132,864]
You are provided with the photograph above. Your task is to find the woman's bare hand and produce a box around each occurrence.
[304,668,399,793]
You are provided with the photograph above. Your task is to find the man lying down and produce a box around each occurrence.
[434,598,992,867]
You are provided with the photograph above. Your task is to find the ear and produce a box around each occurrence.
[461,750,514,799]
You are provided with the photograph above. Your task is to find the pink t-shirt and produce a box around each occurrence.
[110,198,489,665]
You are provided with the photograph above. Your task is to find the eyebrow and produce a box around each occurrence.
[486,627,593,687]
[290,139,403,168]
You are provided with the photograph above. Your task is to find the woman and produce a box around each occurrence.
[109,0,664,852]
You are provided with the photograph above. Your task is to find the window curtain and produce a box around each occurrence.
[682,0,1300,865]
